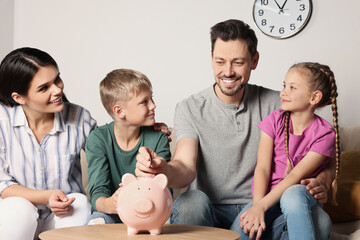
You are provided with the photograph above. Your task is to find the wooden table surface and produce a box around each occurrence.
[39,224,240,240]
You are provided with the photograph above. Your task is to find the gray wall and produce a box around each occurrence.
[1,0,359,127]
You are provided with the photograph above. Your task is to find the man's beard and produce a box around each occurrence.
[216,76,245,96]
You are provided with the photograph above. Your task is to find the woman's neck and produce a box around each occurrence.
[22,106,55,143]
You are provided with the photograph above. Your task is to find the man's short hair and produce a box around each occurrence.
[210,19,258,58]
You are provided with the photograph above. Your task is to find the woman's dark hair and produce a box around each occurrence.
[0,47,67,107]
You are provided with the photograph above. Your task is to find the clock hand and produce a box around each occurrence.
[274,0,282,9]
[255,2,279,14]
[280,0,288,9]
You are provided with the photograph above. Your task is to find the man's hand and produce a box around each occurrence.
[301,178,328,204]
[135,147,168,178]
[153,122,172,142]
[48,190,75,217]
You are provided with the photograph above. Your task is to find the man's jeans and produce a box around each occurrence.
[170,188,331,240]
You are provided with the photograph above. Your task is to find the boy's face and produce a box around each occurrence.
[121,89,156,126]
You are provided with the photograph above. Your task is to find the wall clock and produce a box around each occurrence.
[253,0,312,39]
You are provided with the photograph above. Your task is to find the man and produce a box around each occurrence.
[136,19,333,239]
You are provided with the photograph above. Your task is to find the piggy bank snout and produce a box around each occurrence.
[134,198,154,214]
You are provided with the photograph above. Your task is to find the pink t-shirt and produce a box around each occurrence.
[258,109,335,192]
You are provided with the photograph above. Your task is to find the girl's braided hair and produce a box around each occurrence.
[284,62,340,203]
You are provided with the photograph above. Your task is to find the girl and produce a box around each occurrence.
[239,62,340,240]
[0,47,97,239]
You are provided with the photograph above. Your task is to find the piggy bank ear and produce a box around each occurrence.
[153,174,168,189]
[122,173,137,186]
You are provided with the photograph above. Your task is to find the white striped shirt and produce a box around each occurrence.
[0,102,96,218]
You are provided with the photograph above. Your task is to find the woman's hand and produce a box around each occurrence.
[48,190,75,217]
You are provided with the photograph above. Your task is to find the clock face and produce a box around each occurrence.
[253,0,312,39]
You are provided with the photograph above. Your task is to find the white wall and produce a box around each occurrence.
[0,0,14,58]
[1,0,359,127]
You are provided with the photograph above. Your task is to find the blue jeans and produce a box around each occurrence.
[171,189,331,240]
[231,185,332,240]
[86,211,122,225]
[280,184,329,240]
[170,189,247,229]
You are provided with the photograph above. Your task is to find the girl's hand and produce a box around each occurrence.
[48,190,75,217]
[240,205,266,239]
[250,224,265,240]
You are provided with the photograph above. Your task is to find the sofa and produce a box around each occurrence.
[326,125,360,240]
[80,125,360,239]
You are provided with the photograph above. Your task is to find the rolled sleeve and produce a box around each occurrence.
[0,142,17,196]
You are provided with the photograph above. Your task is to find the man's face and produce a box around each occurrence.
[211,39,258,97]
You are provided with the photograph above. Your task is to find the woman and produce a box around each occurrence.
[0,47,97,239]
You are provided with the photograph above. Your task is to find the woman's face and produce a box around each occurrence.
[20,65,64,115]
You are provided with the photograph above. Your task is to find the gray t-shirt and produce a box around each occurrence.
[174,83,281,204]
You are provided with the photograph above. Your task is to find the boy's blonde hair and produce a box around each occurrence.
[100,69,152,118]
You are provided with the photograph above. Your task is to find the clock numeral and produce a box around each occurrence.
[253,0,312,38]
[279,27,285,34]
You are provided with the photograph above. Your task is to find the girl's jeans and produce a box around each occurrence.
[232,184,331,240]
[171,186,331,240]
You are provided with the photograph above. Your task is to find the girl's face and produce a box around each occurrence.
[17,65,64,116]
[280,68,314,112]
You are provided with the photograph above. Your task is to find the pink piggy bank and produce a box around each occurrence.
[117,173,173,235]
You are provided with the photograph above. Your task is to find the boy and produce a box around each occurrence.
[86,69,171,224]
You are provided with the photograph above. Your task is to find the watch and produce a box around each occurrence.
[253,0,312,39]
